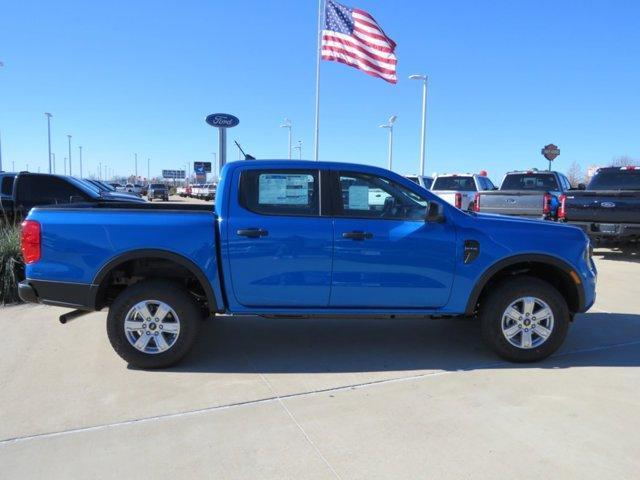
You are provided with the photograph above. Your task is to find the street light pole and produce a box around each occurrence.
[67,134,72,176]
[45,113,53,173]
[409,74,428,175]
[293,140,303,160]
[379,115,397,171]
[99,162,102,180]
[280,118,292,159]
[52,153,56,173]
[64,157,67,175]
[79,146,83,177]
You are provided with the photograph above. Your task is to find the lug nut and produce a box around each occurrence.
[159,325,163,329]
[525,328,529,332]
[142,323,146,328]
[154,332,158,336]
[146,331,150,335]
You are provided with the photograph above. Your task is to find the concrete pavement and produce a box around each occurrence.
[1,251,639,479]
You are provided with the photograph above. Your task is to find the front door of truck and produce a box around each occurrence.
[226,168,333,307]
[329,171,456,308]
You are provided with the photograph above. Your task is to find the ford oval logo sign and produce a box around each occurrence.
[205,113,240,128]
[600,202,616,208]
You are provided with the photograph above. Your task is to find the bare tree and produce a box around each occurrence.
[610,156,638,167]
[566,160,583,187]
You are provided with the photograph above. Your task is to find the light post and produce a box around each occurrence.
[45,113,53,173]
[379,114,397,171]
[64,157,67,175]
[293,140,303,160]
[280,118,292,159]
[99,162,102,180]
[78,146,83,177]
[409,74,428,175]
[67,134,72,176]
[52,153,56,173]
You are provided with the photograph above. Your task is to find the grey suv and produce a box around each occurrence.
[147,183,169,202]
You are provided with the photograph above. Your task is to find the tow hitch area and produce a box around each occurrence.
[59,309,91,324]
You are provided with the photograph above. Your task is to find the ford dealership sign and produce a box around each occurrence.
[206,113,239,128]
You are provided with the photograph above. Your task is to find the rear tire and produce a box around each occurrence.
[480,276,570,362]
[107,279,202,368]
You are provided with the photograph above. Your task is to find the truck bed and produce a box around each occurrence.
[476,190,546,218]
[564,190,640,224]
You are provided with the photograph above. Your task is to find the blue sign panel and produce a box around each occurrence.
[205,113,240,128]
[194,161,212,174]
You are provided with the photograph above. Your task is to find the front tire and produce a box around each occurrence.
[107,279,202,368]
[480,276,570,362]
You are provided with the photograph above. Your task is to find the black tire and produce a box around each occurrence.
[480,276,570,362]
[107,279,202,368]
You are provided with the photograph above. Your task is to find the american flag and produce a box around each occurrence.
[321,0,397,84]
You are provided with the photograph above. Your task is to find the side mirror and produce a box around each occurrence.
[425,202,445,223]
[577,183,586,190]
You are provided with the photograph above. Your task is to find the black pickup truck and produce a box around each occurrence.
[0,172,145,222]
[562,166,640,245]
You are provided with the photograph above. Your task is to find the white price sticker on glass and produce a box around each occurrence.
[348,185,369,210]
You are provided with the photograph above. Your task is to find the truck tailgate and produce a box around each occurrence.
[564,191,640,223]
[477,191,545,217]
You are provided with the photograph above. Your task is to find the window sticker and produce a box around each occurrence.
[259,174,310,205]
[347,185,369,210]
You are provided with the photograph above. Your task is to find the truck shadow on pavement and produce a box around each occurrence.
[166,312,640,374]
[594,248,640,263]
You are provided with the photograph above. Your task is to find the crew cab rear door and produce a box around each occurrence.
[225,167,333,307]
[328,170,456,308]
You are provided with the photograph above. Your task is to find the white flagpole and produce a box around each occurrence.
[313,0,324,161]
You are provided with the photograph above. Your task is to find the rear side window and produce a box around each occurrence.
[1,176,14,196]
[432,176,476,191]
[501,173,559,191]
[239,169,319,216]
[17,176,87,204]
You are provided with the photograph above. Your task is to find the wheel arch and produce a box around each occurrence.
[465,254,585,316]
[90,249,219,314]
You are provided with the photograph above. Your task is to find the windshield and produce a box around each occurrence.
[432,176,476,191]
[588,170,640,190]
[66,177,101,198]
[150,184,165,188]
[501,173,559,191]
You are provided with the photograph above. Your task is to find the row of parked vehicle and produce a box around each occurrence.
[413,167,640,245]
[176,183,217,201]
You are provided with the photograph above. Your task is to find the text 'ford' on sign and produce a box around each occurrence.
[205,113,240,128]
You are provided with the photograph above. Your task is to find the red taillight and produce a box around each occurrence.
[473,193,481,212]
[454,193,462,209]
[21,220,41,264]
[543,193,552,215]
[558,194,567,220]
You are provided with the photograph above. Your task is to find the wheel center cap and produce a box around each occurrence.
[524,319,531,326]
[148,323,157,331]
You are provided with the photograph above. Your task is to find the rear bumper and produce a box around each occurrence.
[18,279,95,310]
[568,221,640,242]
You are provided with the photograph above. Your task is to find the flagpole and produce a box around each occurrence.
[313,0,324,161]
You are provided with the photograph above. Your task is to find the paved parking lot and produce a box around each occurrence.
[1,250,639,479]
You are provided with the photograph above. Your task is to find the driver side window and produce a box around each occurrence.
[337,172,428,221]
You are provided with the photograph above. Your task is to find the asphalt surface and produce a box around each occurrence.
[1,235,639,478]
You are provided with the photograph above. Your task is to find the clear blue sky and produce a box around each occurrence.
[1,0,639,181]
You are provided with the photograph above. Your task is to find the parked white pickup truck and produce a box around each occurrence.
[430,173,496,211]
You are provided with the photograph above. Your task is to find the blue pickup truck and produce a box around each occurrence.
[19,160,597,368]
